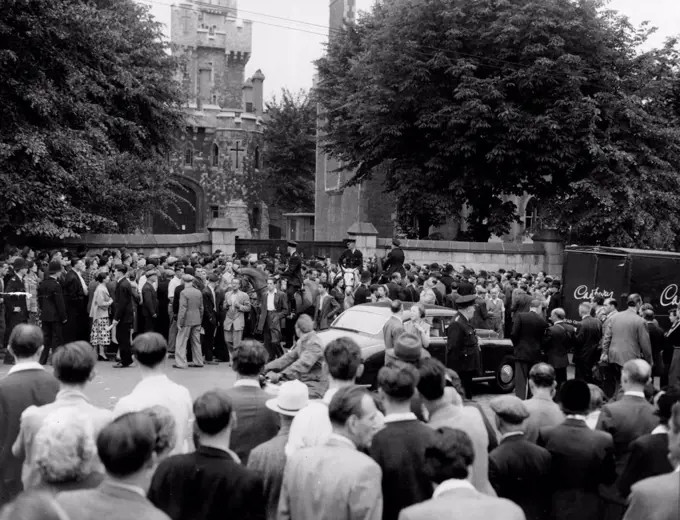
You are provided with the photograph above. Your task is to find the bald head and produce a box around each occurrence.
[622,359,651,389]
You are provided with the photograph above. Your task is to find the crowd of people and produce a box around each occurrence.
[0,241,680,520]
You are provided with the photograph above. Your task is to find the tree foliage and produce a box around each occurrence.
[262,89,316,212]
[0,0,185,240]
[316,0,680,245]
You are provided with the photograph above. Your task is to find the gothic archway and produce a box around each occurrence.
[153,177,205,234]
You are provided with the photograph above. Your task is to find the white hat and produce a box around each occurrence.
[265,380,309,416]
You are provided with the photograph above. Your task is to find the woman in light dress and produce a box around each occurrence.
[89,271,113,360]
[403,303,431,348]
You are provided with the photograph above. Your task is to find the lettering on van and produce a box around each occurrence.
[573,285,614,301]
[659,284,680,307]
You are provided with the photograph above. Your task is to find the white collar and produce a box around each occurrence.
[234,379,260,388]
[624,391,646,399]
[500,431,524,442]
[105,480,146,497]
[433,478,476,499]
[390,315,403,323]
[384,412,417,424]
[8,361,44,375]
[565,414,588,422]
[652,424,669,435]
[329,433,356,450]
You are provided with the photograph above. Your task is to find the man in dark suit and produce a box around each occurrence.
[0,324,59,506]
[112,264,135,368]
[352,271,372,306]
[447,293,481,399]
[489,395,552,520]
[339,237,363,270]
[314,282,341,331]
[596,359,658,519]
[542,308,574,386]
[225,341,279,464]
[574,302,602,382]
[642,309,666,381]
[141,269,159,333]
[539,379,616,520]
[546,280,563,314]
[156,269,172,340]
[511,300,549,399]
[201,273,220,365]
[57,412,170,520]
[383,239,405,278]
[386,273,406,302]
[61,256,89,343]
[37,260,67,365]
[617,386,680,497]
[148,389,265,520]
[403,274,421,303]
[257,277,288,361]
[3,258,29,365]
[511,285,533,316]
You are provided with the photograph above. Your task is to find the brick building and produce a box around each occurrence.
[153,0,269,238]
[315,0,539,242]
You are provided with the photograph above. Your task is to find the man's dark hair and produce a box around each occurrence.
[642,309,655,321]
[627,293,642,307]
[232,340,268,376]
[606,298,618,309]
[324,337,362,381]
[425,427,475,483]
[328,385,369,426]
[97,412,156,478]
[418,358,447,401]
[390,299,403,314]
[391,273,400,281]
[529,363,556,388]
[320,281,331,291]
[52,341,96,385]
[113,264,128,275]
[131,333,168,367]
[95,271,107,283]
[194,390,233,435]
[8,324,43,358]
[378,364,419,402]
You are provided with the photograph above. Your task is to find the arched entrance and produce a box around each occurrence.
[153,182,199,234]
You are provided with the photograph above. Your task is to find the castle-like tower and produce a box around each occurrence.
[156,0,268,238]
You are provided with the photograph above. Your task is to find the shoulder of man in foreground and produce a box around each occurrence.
[398,494,525,520]
[57,488,171,520]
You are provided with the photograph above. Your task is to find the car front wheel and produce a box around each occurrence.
[492,355,515,393]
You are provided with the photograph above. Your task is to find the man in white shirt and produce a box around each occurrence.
[114,332,193,455]
[166,264,184,355]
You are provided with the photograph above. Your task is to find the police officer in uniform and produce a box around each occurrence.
[339,237,363,270]
[282,240,303,305]
[3,258,29,365]
[382,238,406,278]
[447,283,482,399]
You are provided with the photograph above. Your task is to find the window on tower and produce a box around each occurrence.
[212,143,219,167]
[210,205,219,219]
[184,144,193,166]
[254,146,260,169]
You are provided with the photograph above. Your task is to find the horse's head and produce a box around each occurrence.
[238,267,268,295]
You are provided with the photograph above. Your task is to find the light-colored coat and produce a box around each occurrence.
[178,285,203,327]
[601,308,652,366]
[278,435,383,520]
[223,289,251,331]
[89,283,112,320]
[383,315,404,350]
[623,470,680,520]
[12,389,113,490]
[428,404,496,497]
[398,486,525,520]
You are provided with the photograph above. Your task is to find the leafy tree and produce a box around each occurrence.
[262,89,316,212]
[0,0,185,240]
[316,0,680,244]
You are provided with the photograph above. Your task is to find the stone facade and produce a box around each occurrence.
[157,0,267,238]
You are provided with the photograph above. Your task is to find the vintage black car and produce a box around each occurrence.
[316,302,515,392]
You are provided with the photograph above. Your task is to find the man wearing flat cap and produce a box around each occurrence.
[447,287,482,399]
[489,395,552,520]
[3,258,29,364]
[383,238,405,278]
[339,237,363,270]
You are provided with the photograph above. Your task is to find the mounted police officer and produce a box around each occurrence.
[339,237,363,270]
[281,240,303,302]
[382,238,405,278]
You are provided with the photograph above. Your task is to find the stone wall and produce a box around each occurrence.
[52,233,212,257]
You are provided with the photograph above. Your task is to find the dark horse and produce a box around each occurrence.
[239,267,319,319]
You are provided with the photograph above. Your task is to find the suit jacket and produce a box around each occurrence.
[353,284,371,306]
[113,278,135,324]
[575,316,602,367]
[543,321,575,369]
[314,293,341,330]
[471,297,490,329]
[247,427,290,520]
[283,253,303,288]
[37,277,67,323]
[512,292,533,315]
[383,316,404,351]
[225,384,280,465]
[622,471,680,520]
[4,274,28,323]
[428,404,495,497]
[383,248,405,277]
[398,487,525,520]
[547,291,563,314]
[511,312,549,363]
[539,418,616,520]
[601,308,652,366]
[646,321,666,372]
[142,282,158,322]
[447,313,481,374]
[617,431,673,497]
[280,435,382,520]
[265,332,328,399]
[148,446,265,520]
[58,480,171,520]
[489,434,552,520]
[223,290,251,331]
[386,282,406,302]
[339,248,363,269]
[0,367,59,506]
[178,286,203,328]
[257,290,288,332]
[523,396,565,444]
[201,286,217,328]
[404,285,421,303]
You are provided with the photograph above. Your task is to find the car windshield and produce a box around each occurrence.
[332,309,389,335]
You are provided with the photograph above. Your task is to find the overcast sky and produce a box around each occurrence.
[138,0,680,100]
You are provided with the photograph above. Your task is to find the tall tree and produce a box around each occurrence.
[316,0,680,244]
[262,89,316,212]
[0,0,185,240]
